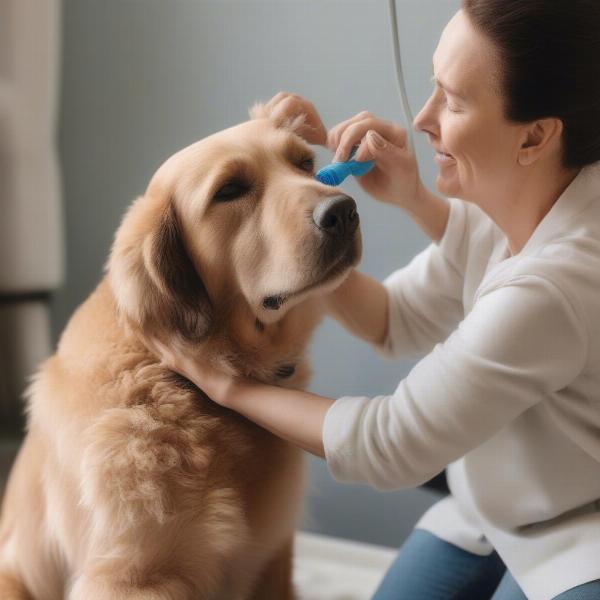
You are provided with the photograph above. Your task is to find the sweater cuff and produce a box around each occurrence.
[322,395,365,483]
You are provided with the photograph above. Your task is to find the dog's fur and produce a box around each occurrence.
[0,105,361,599]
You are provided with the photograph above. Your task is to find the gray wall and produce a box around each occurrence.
[53,0,460,548]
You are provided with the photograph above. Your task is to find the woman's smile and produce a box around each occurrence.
[434,150,456,165]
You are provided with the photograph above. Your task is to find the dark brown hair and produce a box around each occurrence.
[462,0,600,169]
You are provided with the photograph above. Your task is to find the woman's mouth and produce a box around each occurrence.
[435,150,456,164]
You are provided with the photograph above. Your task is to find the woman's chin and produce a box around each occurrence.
[435,173,461,198]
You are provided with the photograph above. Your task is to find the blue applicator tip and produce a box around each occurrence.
[315,147,375,186]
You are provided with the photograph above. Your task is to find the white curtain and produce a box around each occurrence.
[0,0,64,429]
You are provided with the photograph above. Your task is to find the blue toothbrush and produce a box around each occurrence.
[315,146,375,186]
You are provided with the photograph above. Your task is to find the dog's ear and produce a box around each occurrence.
[108,195,213,344]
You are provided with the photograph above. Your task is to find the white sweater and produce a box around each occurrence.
[323,162,600,600]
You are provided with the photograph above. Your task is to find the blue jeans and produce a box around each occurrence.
[372,528,600,600]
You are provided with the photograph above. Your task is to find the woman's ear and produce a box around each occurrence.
[518,117,564,166]
[108,195,213,344]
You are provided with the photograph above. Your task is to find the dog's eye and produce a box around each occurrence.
[298,157,315,173]
[213,181,250,202]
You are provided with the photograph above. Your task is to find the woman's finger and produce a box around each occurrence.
[264,90,294,112]
[334,118,408,162]
[353,130,386,162]
[327,110,373,153]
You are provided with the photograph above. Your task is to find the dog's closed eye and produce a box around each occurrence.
[298,157,315,173]
[213,180,252,202]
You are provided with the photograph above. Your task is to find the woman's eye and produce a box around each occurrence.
[213,181,250,202]
[440,94,460,113]
[298,157,315,172]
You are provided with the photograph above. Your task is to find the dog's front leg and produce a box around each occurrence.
[246,537,296,600]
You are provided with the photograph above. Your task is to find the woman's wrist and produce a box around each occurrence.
[220,376,244,409]
[207,371,243,409]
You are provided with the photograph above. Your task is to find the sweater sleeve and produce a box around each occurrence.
[323,276,587,491]
[376,197,471,358]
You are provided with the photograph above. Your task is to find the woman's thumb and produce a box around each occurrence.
[367,130,388,154]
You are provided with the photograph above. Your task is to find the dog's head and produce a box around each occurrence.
[108,105,362,366]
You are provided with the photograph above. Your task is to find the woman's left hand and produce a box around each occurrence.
[150,339,237,407]
[263,92,328,146]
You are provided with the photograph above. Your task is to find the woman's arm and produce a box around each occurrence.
[157,274,586,493]
[155,341,332,458]
[326,186,450,347]
[222,378,332,458]
[325,270,389,347]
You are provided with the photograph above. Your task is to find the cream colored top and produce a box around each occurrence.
[323,162,600,600]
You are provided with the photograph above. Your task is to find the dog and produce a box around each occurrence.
[0,103,362,600]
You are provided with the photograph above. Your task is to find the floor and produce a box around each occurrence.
[294,531,395,599]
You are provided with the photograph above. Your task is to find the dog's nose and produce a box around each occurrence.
[312,195,359,237]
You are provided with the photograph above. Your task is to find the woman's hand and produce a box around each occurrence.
[263,92,328,146]
[149,337,332,458]
[150,339,237,407]
[327,111,424,210]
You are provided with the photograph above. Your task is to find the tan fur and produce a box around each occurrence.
[0,107,361,599]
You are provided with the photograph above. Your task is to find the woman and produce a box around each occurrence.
[157,1,600,598]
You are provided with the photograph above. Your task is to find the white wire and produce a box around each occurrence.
[388,0,415,153]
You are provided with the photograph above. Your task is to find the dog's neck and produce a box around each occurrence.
[110,277,324,389]
[196,293,325,388]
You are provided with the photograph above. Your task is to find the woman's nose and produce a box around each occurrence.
[413,94,439,136]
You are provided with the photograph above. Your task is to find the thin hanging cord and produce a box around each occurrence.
[388,0,415,154]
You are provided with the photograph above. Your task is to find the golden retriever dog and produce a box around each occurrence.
[0,103,361,600]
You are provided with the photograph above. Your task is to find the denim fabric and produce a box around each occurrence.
[372,528,505,599]
[371,528,600,600]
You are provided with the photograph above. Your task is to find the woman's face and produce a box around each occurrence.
[414,9,524,202]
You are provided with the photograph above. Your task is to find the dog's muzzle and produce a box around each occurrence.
[262,194,360,312]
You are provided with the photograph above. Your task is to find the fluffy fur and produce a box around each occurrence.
[0,105,361,599]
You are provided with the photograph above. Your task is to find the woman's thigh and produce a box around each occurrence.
[491,571,600,600]
[371,528,506,600]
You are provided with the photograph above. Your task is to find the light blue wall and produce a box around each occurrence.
[53,0,460,548]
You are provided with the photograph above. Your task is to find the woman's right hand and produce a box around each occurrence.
[327,111,424,209]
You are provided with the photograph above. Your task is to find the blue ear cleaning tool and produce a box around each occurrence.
[315,146,375,186]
